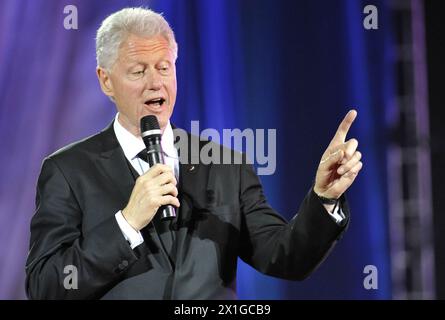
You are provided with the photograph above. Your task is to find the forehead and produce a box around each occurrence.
[118,34,173,63]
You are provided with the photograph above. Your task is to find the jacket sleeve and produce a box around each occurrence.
[238,162,350,280]
[25,157,139,299]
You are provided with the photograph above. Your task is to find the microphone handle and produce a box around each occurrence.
[146,144,176,220]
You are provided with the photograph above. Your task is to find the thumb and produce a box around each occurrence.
[319,149,344,170]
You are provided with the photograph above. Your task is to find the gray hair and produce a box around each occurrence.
[95,7,178,71]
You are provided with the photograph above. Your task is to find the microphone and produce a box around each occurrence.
[140,115,176,220]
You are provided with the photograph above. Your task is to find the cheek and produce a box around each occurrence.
[116,81,145,115]
[113,76,143,96]
[124,81,145,97]
[168,79,177,100]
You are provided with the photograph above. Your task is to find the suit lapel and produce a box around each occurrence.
[172,125,212,210]
[174,132,213,266]
[95,123,134,206]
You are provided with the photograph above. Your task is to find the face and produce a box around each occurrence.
[97,34,177,135]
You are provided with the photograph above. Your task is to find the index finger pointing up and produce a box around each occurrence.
[329,109,357,147]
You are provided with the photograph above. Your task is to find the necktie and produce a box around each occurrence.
[136,149,149,163]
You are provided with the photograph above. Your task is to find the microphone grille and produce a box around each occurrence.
[141,115,160,132]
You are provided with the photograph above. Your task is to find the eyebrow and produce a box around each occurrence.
[125,61,146,69]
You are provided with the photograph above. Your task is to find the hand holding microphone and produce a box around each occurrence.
[122,115,178,231]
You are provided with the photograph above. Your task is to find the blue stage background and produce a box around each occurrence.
[0,0,393,299]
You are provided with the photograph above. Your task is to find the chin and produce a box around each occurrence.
[139,106,172,128]
[158,117,169,130]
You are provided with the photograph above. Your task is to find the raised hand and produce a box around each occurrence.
[313,110,363,200]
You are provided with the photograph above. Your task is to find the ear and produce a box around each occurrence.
[96,67,114,98]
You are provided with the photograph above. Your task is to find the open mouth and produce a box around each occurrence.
[145,98,166,107]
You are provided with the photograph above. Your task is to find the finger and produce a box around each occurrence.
[160,183,179,198]
[159,195,181,208]
[329,109,357,147]
[137,171,176,192]
[340,138,358,163]
[331,161,363,194]
[325,162,363,198]
[145,163,173,177]
[337,151,361,175]
[319,149,344,170]
[154,171,177,186]
[342,160,363,180]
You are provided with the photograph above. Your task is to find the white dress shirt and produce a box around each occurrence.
[326,201,346,224]
[113,113,179,249]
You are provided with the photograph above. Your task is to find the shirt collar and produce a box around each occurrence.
[113,113,177,161]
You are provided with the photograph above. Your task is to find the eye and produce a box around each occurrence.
[133,70,145,75]
[158,65,170,73]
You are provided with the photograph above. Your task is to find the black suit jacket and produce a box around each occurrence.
[25,121,349,299]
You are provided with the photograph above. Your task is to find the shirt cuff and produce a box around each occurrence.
[328,204,346,225]
[115,210,144,249]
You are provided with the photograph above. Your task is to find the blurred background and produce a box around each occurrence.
[0,0,444,299]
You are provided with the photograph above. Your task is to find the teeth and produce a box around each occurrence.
[146,98,164,105]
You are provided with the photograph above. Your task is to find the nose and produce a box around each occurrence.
[145,70,162,91]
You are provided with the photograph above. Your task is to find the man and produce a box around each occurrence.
[25,7,362,299]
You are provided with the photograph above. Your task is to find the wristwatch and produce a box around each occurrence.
[317,195,339,205]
